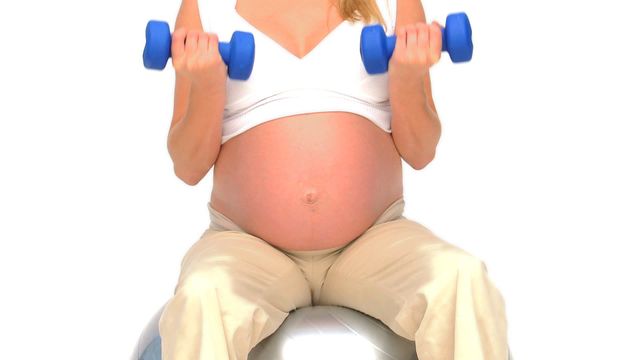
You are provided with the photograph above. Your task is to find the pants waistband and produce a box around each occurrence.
[206,197,406,256]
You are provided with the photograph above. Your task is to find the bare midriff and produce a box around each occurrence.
[210,112,403,251]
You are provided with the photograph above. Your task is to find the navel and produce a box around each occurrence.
[302,188,320,205]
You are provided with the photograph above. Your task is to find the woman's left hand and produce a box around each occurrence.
[388,22,442,85]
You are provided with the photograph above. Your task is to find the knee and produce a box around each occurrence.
[443,250,506,308]
[457,252,487,275]
[157,272,221,333]
[437,248,489,281]
[175,270,226,299]
[399,221,491,282]
[159,272,227,332]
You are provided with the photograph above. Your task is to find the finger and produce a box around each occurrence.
[394,25,407,56]
[406,24,418,51]
[208,33,224,64]
[417,23,429,58]
[171,28,187,59]
[207,33,217,52]
[209,33,221,57]
[185,30,198,55]
[197,32,209,56]
[429,23,442,63]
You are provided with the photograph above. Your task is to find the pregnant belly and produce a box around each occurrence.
[210,112,404,251]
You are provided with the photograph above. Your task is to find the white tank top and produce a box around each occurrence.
[197,0,397,144]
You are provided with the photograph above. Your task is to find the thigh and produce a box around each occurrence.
[317,218,485,338]
[160,229,314,359]
[175,228,313,316]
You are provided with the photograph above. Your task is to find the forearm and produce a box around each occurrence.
[389,74,441,170]
[167,84,225,184]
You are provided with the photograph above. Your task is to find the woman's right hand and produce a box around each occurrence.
[171,28,228,91]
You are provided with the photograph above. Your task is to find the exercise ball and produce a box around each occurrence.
[132,304,418,360]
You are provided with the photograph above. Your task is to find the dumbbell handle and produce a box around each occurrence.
[381,27,451,57]
[144,20,255,80]
[144,21,235,67]
[165,36,234,65]
[360,12,472,74]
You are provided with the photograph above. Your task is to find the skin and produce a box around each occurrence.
[168,0,441,251]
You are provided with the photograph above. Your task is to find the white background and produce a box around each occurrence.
[0,0,638,359]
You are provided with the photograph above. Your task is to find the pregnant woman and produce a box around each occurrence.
[158,0,508,359]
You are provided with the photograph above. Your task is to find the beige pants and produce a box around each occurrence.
[159,197,508,360]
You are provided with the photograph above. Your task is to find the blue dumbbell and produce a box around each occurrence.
[360,12,473,74]
[143,20,255,80]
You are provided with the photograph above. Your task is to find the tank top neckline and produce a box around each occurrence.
[230,0,352,62]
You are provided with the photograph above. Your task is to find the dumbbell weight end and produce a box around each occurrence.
[143,20,255,80]
[143,20,172,70]
[360,12,473,74]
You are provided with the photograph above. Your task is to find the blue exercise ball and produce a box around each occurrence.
[132,304,418,360]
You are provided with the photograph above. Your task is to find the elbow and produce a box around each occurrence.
[410,128,440,170]
[174,166,208,186]
[172,151,218,185]
[167,136,219,186]
[180,173,203,186]
[171,151,216,186]
[410,149,436,171]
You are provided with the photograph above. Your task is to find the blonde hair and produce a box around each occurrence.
[337,0,387,30]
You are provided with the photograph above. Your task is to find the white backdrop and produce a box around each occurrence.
[0,0,638,359]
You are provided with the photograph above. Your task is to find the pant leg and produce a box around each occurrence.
[159,205,312,360]
[317,217,508,360]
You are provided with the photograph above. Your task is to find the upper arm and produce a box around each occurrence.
[394,0,426,29]
[169,0,204,132]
